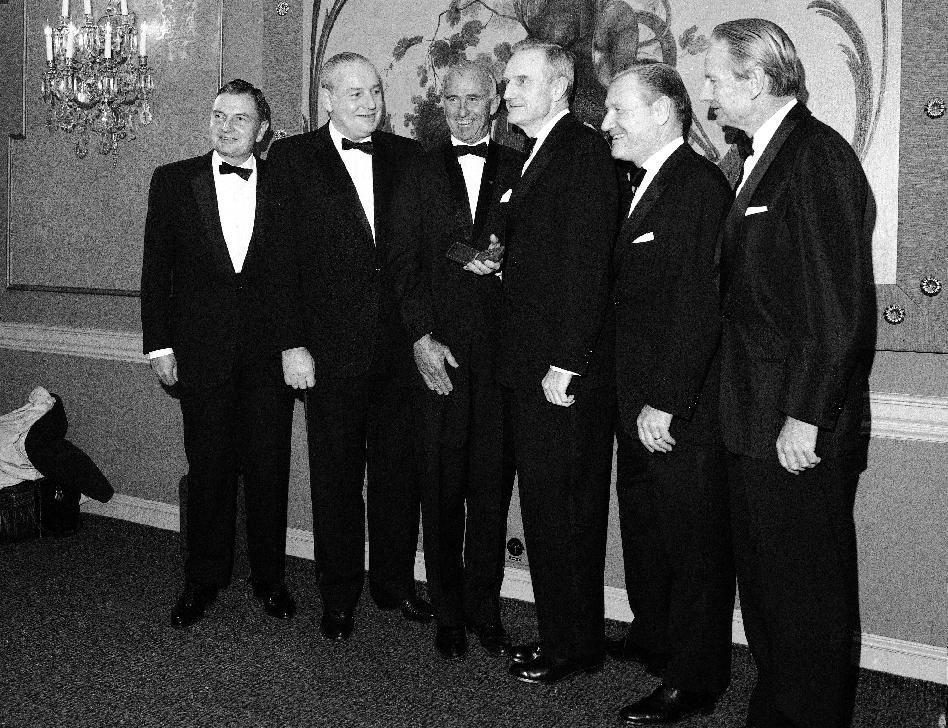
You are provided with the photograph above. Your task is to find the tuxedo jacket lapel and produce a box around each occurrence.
[372,134,397,247]
[241,159,272,274]
[472,141,500,239]
[506,114,570,238]
[313,125,375,247]
[719,104,808,300]
[615,145,687,268]
[190,153,236,278]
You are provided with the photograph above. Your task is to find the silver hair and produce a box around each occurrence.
[711,18,805,98]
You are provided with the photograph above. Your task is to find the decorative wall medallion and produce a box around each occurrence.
[276,1,289,16]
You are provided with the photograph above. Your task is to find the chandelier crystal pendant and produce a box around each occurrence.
[41,0,155,157]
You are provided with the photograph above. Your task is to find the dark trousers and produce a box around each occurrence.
[729,453,860,728]
[419,364,515,627]
[615,427,734,695]
[178,356,294,588]
[510,383,614,663]
[305,369,421,613]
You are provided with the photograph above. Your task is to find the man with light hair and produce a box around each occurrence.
[391,59,524,660]
[490,39,619,684]
[267,52,433,642]
[702,18,874,728]
[603,61,734,725]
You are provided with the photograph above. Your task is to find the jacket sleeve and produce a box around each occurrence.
[140,167,174,355]
[779,135,874,429]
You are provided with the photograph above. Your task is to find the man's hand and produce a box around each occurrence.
[414,334,458,395]
[282,347,315,390]
[150,353,178,386]
[542,367,575,407]
[464,234,503,276]
[637,405,675,453]
[776,415,821,474]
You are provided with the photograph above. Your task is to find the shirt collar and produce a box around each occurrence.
[641,136,684,174]
[451,134,491,147]
[329,120,372,155]
[529,108,570,154]
[211,150,256,175]
[749,98,797,157]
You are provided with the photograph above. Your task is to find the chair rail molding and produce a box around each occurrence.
[2,323,948,442]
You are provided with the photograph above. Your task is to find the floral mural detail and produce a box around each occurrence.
[310,0,890,163]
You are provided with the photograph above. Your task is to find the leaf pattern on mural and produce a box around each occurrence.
[311,0,890,162]
[807,0,888,160]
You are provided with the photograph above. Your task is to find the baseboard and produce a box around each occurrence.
[3,323,948,443]
[82,492,947,685]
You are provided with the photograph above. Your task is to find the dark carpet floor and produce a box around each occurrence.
[0,514,944,728]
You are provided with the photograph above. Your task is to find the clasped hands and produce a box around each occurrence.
[282,347,315,389]
[464,234,504,276]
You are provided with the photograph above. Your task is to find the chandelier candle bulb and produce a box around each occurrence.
[44,25,54,63]
[139,22,146,56]
[66,25,75,58]
[103,21,111,59]
[120,0,127,15]
[83,0,91,16]
[61,0,68,18]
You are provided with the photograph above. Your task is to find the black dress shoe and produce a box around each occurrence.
[618,685,716,724]
[374,593,435,623]
[467,621,512,656]
[435,624,467,660]
[170,583,217,629]
[606,636,667,675]
[509,640,544,664]
[320,610,354,641]
[508,653,603,684]
[251,582,296,620]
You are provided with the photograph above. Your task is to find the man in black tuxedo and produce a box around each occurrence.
[141,79,297,628]
[391,61,523,660]
[702,19,875,728]
[266,52,433,641]
[602,63,735,725]
[489,40,618,684]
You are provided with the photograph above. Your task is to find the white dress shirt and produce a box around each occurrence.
[147,151,258,360]
[329,120,376,240]
[452,134,489,221]
[736,98,797,196]
[627,136,685,217]
[521,108,569,174]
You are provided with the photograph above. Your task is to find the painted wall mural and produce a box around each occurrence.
[303,0,901,283]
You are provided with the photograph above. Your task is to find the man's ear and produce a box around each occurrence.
[550,75,569,104]
[319,86,334,115]
[255,120,270,144]
[746,65,767,99]
[489,93,501,118]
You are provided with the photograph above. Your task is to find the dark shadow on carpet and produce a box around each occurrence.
[0,515,944,728]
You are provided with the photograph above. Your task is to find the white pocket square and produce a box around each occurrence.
[630,231,655,244]
[745,205,768,216]
[499,189,513,203]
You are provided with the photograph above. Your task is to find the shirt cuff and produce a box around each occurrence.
[550,365,579,376]
[147,348,174,359]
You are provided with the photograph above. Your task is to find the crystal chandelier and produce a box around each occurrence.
[41,0,155,157]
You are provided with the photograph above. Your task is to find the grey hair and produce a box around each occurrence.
[711,18,805,98]
[612,61,693,139]
[442,59,499,96]
[510,39,575,98]
[319,52,379,92]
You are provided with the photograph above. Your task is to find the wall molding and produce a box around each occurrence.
[3,323,948,442]
[0,322,143,363]
[82,493,947,686]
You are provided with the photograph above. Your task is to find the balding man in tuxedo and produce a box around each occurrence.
[392,60,523,660]
[267,52,433,642]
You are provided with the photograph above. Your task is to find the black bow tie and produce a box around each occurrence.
[735,133,754,160]
[455,143,488,159]
[628,166,646,189]
[342,138,374,154]
[219,162,252,180]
